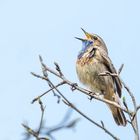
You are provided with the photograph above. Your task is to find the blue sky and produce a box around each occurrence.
[0,0,140,140]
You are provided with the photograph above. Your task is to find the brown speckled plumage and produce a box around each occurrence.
[76,29,127,126]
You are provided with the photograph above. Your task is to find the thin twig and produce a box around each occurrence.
[37,99,45,134]
[31,70,132,115]
[118,64,124,75]
[137,105,140,112]
[31,81,65,104]
[63,100,119,140]
[22,107,78,140]
[123,97,136,133]
[121,80,139,140]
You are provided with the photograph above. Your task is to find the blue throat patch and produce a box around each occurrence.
[78,40,93,59]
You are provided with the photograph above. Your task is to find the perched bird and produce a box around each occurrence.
[75,28,127,126]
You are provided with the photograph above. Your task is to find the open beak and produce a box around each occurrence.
[75,37,86,42]
[81,28,92,39]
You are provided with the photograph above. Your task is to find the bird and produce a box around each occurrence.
[75,28,127,126]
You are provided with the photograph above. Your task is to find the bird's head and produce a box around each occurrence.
[75,28,108,58]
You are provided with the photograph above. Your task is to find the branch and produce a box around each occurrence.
[137,105,140,112]
[31,56,124,140]
[29,56,139,140]
[35,66,119,140]
[31,63,132,116]
[22,107,79,140]
[63,100,119,140]
[122,81,139,140]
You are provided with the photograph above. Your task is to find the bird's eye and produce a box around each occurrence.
[93,35,98,40]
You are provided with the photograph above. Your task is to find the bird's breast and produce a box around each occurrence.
[76,56,108,93]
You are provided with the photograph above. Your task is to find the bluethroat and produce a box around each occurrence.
[75,28,127,126]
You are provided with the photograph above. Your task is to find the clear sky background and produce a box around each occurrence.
[0,0,140,140]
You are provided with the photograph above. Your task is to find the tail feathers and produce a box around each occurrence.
[109,105,127,126]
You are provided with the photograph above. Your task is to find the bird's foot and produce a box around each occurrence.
[71,83,78,91]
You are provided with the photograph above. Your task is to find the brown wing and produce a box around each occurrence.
[100,51,122,97]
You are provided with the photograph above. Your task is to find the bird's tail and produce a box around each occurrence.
[109,105,127,126]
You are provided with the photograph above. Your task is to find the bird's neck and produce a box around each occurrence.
[78,46,95,59]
